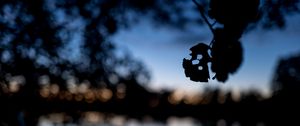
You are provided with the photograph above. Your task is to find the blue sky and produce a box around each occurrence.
[112,14,300,95]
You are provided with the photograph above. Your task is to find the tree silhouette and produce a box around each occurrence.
[268,53,300,125]
[0,0,205,125]
[272,53,300,93]
[183,0,300,82]
[0,0,175,125]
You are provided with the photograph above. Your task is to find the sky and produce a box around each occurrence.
[112,14,300,95]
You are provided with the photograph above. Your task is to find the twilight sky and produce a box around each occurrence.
[112,14,300,95]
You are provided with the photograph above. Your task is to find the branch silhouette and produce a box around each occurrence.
[183,0,260,82]
[192,0,215,35]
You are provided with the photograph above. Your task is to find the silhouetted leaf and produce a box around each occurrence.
[211,39,243,82]
[183,43,211,82]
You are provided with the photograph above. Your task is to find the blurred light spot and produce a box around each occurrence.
[8,75,25,93]
[167,116,195,126]
[109,116,126,126]
[1,50,12,63]
[98,88,112,102]
[231,121,241,126]
[66,76,78,94]
[125,119,140,126]
[197,55,203,60]
[37,116,52,126]
[168,90,184,105]
[256,122,265,126]
[48,113,65,124]
[192,60,199,65]
[183,93,202,105]
[185,55,192,60]
[218,91,226,104]
[232,88,241,102]
[40,86,50,98]
[9,81,20,93]
[260,89,272,100]
[75,94,83,102]
[83,112,104,124]
[116,84,126,99]
[38,75,50,85]
[109,74,119,84]
[67,84,77,94]
[198,66,203,70]
[168,95,178,105]
[78,83,88,94]
[217,119,226,126]
[84,90,95,103]
[50,84,59,95]
[116,92,126,99]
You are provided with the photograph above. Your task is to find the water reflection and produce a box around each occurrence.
[37,112,201,126]
[37,112,268,126]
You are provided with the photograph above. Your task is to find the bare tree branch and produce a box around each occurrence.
[192,0,215,35]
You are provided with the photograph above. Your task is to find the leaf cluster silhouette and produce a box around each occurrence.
[183,0,259,82]
[183,0,300,82]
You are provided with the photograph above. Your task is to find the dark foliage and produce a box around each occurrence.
[261,0,300,29]
[208,0,260,25]
[0,0,195,125]
[183,43,211,82]
[210,28,243,82]
[183,0,258,82]
[272,53,300,93]
[183,0,300,83]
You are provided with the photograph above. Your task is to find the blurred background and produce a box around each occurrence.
[0,0,300,126]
